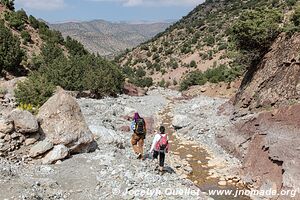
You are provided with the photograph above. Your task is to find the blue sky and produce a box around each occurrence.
[14,0,204,23]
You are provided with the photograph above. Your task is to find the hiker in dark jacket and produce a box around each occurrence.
[130,112,146,159]
[149,126,169,174]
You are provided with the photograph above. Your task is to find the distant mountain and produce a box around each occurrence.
[50,20,172,56]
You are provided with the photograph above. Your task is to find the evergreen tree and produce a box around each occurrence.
[0,20,23,73]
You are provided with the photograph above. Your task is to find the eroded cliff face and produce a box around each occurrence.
[217,32,300,199]
[234,33,300,112]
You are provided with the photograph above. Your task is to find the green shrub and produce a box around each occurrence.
[286,0,297,7]
[65,36,88,56]
[83,56,124,97]
[141,45,149,51]
[21,30,31,44]
[230,8,283,52]
[41,42,64,64]
[133,77,153,88]
[159,79,166,87]
[291,6,300,27]
[29,15,39,29]
[136,67,146,78]
[39,23,64,45]
[4,11,25,30]
[0,20,23,72]
[190,60,197,68]
[180,70,207,91]
[180,64,244,90]
[15,72,55,107]
[17,103,37,114]
[1,0,14,10]
[203,35,215,46]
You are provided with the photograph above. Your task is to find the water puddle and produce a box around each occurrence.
[160,102,250,200]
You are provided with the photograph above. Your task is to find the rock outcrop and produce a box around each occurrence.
[234,33,300,112]
[37,90,97,154]
[123,82,147,97]
[217,104,300,199]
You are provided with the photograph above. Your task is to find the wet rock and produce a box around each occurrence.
[37,90,96,154]
[29,139,53,157]
[9,109,38,134]
[42,144,69,164]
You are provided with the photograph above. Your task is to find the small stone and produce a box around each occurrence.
[11,132,19,139]
[25,138,38,146]
[4,134,11,141]
[0,133,5,139]
[218,181,227,186]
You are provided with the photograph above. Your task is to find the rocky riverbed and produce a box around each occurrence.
[4,87,297,200]
[0,88,211,200]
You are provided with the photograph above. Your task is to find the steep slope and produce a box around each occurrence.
[51,20,172,56]
[117,0,298,88]
[234,33,300,112]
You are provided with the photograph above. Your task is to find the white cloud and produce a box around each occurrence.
[89,0,201,7]
[15,0,66,10]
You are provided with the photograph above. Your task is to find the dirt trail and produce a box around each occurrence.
[159,99,250,200]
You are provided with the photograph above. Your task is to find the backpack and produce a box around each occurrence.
[135,118,145,135]
[155,134,169,153]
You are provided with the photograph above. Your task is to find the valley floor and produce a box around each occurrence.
[0,88,283,200]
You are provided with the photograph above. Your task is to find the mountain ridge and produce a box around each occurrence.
[50,19,172,56]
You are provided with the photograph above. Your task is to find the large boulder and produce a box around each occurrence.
[8,109,39,134]
[42,144,69,164]
[37,90,96,153]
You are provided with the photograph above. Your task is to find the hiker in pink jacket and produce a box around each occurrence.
[149,126,169,174]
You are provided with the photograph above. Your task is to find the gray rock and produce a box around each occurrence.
[42,144,69,164]
[282,160,300,189]
[0,118,14,134]
[37,89,96,154]
[29,140,53,157]
[9,109,38,133]
[89,125,122,145]
[172,114,191,129]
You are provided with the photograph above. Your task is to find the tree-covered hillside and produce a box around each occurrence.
[0,1,124,108]
[117,0,300,90]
